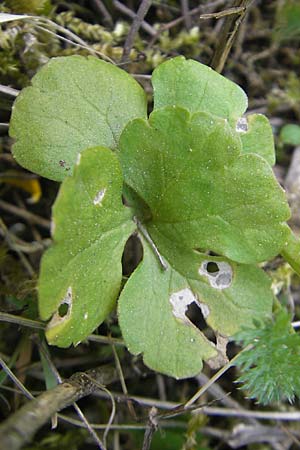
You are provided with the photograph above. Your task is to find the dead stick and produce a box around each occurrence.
[121,0,152,64]
[210,0,255,73]
[113,0,156,36]
[0,199,50,229]
[0,365,118,450]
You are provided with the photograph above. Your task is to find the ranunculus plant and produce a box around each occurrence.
[9,55,300,379]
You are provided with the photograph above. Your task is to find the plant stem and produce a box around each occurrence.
[134,217,168,270]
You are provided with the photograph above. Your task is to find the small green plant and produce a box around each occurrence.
[234,309,300,405]
[280,123,300,146]
[8,55,300,382]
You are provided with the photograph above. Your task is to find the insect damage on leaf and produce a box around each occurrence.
[10,53,300,379]
[199,261,232,290]
[236,117,248,132]
[170,288,198,321]
[93,188,106,206]
[48,286,73,328]
[39,147,135,347]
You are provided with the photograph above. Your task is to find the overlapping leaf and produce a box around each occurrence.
[116,105,289,377]
[13,55,297,378]
[39,147,135,347]
[152,57,275,166]
[118,238,274,378]
[119,107,290,265]
[10,55,147,181]
[152,56,248,121]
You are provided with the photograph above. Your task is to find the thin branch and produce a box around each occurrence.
[200,6,246,19]
[95,389,300,422]
[84,374,116,447]
[184,349,244,408]
[113,1,156,36]
[87,334,125,346]
[0,218,35,277]
[73,402,106,449]
[30,16,115,63]
[0,199,51,229]
[91,0,113,27]
[147,0,227,47]
[0,358,34,401]
[0,365,118,450]
[0,84,19,97]
[121,0,153,63]
[210,0,255,73]
[142,407,158,450]
[181,0,192,29]
[112,343,136,420]
[198,407,300,421]
[0,313,45,330]
[0,312,126,347]
[36,338,106,449]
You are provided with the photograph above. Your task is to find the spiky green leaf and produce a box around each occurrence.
[234,310,300,404]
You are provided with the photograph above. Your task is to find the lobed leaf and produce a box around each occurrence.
[153,57,275,166]
[237,114,275,166]
[118,236,274,378]
[118,241,217,379]
[152,56,247,122]
[39,147,135,347]
[119,106,290,265]
[117,106,282,377]
[9,55,147,181]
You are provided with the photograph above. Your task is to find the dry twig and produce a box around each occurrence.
[0,365,118,450]
[211,0,255,73]
[121,0,153,64]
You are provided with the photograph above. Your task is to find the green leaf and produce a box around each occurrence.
[280,124,300,146]
[9,55,147,181]
[118,239,218,379]
[234,310,300,404]
[39,147,135,347]
[118,233,273,378]
[118,106,280,378]
[153,58,275,166]
[152,56,248,122]
[281,228,300,276]
[274,0,300,42]
[119,107,290,265]
[237,114,275,166]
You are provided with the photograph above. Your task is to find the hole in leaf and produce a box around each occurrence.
[186,302,216,344]
[47,286,72,329]
[199,260,232,289]
[206,262,219,273]
[186,301,206,330]
[122,234,143,277]
[58,303,69,317]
